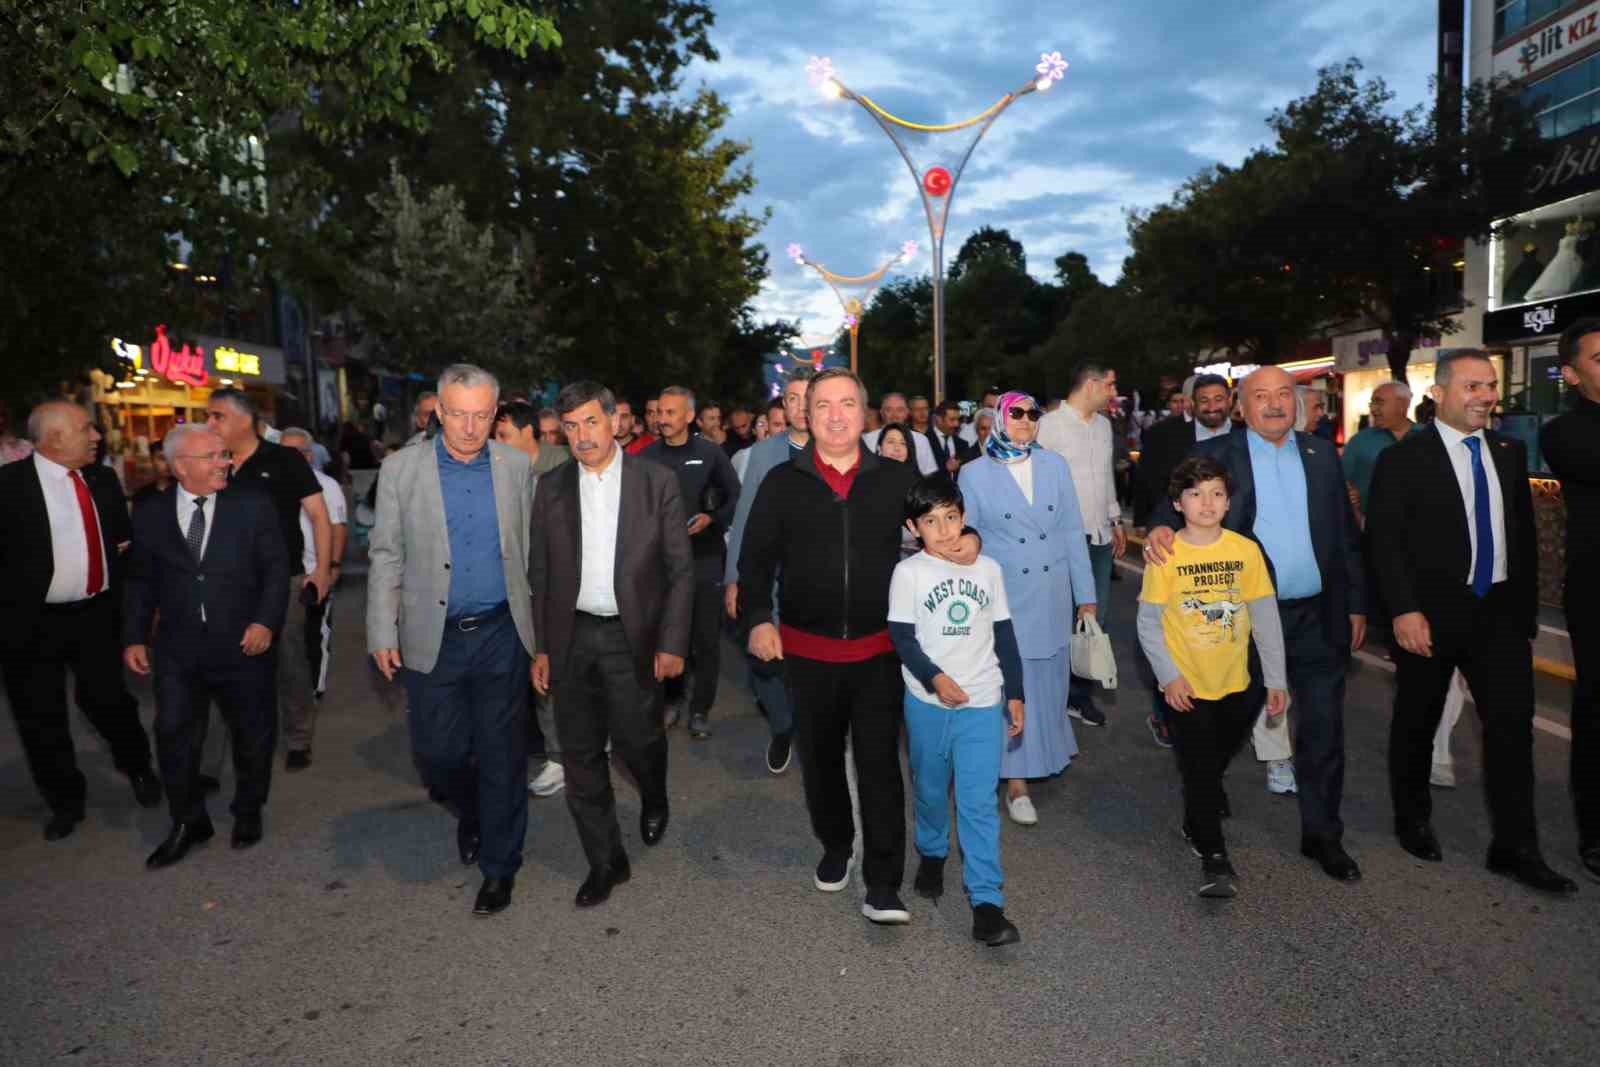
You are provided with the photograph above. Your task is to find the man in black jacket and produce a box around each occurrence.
[1133,375,1232,529]
[1,401,160,841]
[640,386,741,739]
[1147,365,1366,883]
[1543,320,1600,883]
[1368,350,1575,894]
[926,400,979,473]
[124,424,290,868]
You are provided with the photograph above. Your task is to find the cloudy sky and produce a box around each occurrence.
[683,0,1441,335]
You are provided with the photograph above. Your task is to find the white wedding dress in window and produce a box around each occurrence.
[1525,233,1585,301]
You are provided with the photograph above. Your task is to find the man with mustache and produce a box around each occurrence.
[1146,365,1367,883]
[1367,351,1576,894]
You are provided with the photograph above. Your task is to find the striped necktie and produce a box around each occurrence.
[186,496,208,562]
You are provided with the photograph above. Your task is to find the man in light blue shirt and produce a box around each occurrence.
[1246,428,1323,599]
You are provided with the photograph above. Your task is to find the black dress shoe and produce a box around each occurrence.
[146,817,215,870]
[1300,838,1362,882]
[44,812,84,842]
[575,853,632,908]
[197,774,222,795]
[457,821,481,866]
[640,806,669,847]
[1486,846,1578,895]
[231,814,263,850]
[1395,821,1443,862]
[913,854,946,901]
[128,770,162,808]
[473,876,515,916]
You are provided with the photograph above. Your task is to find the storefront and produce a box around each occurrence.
[93,325,288,488]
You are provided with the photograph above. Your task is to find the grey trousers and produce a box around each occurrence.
[279,577,316,751]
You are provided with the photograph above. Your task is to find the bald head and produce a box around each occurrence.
[27,401,99,469]
[1237,366,1297,443]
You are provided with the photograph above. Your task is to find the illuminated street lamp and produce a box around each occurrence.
[786,239,918,374]
[808,52,1067,400]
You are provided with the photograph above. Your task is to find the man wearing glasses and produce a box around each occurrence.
[368,364,538,917]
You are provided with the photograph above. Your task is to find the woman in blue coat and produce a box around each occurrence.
[959,390,1099,825]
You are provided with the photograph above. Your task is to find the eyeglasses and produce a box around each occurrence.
[441,408,495,425]
[176,450,232,462]
[1007,406,1042,422]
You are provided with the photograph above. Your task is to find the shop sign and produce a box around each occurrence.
[1332,329,1441,371]
[1493,1,1600,82]
[149,324,208,387]
[214,346,261,376]
[1484,287,1600,342]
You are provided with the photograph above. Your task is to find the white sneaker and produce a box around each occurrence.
[1430,762,1457,788]
[1266,759,1297,795]
[527,761,565,797]
[1007,794,1039,825]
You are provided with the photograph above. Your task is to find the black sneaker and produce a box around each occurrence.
[1147,714,1173,748]
[687,713,712,740]
[814,852,851,892]
[1068,704,1107,727]
[971,903,1021,946]
[766,732,793,775]
[912,855,946,901]
[861,888,911,924]
[1198,852,1238,899]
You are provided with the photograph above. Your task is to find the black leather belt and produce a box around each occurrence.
[447,601,509,632]
[576,611,622,624]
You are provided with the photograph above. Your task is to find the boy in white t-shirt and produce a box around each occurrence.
[888,475,1025,946]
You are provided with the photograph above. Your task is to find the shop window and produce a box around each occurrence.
[1490,186,1600,309]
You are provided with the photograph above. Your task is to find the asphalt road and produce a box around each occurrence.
[2,574,1596,1066]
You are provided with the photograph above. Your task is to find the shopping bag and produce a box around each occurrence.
[1069,613,1117,690]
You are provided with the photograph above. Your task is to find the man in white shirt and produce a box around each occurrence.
[1037,363,1127,726]
[864,392,938,474]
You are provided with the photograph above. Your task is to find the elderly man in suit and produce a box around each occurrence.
[529,380,693,909]
[1147,365,1367,883]
[1,401,160,841]
[368,364,538,917]
[124,424,289,868]
[1368,351,1576,894]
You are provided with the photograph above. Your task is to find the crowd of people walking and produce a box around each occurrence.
[3,325,1597,944]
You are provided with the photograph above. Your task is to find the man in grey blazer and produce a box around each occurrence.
[368,364,537,917]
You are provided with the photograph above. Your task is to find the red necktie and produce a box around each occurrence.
[69,469,105,596]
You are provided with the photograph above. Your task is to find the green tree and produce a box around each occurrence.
[348,165,543,386]
[947,225,1027,280]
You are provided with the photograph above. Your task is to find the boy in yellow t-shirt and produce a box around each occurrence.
[1137,456,1289,899]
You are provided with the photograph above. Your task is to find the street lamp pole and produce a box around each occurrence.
[808,52,1067,401]
[786,240,918,375]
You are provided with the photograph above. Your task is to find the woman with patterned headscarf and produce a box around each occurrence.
[957,390,1099,825]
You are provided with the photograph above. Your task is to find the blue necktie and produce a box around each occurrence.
[1463,437,1494,597]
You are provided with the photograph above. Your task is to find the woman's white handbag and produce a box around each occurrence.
[1069,613,1117,690]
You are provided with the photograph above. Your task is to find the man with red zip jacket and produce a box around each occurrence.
[739,368,978,926]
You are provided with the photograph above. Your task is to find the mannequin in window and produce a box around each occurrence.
[1525,219,1588,302]
[1502,241,1544,305]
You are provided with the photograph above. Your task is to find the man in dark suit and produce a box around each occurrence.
[1368,351,1576,894]
[0,401,160,840]
[1133,375,1233,529]
[926,400,979,474]
[124,424,289,869]
[530,380,694,908]
[1147,365,1366,882]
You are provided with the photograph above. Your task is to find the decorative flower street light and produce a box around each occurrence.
[808,52,1067,401]
[787,239,918,374]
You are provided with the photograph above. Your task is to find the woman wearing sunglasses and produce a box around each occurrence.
[956,391,1099,825]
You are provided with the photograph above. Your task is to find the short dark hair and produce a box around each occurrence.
[1191,373,1230,395]
[934,399,961,418]
[209,386,258,421]
[555,380,616,418]
[1169,456,1235,503]
[905,472,964,524]
[497,400,536,432]
[766,399,785,418]
[806,367,867,410]
[1068,362,1112,394]
[1434,349,1496,386]
[1558,318,1600,366]
[537,406,559,424]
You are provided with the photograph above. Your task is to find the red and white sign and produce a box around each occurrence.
[1493,1,1600,83]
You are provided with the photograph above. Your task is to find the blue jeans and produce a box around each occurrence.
[403,612,530,879]
[1068,539,1115,711]
[904,691,1006,907]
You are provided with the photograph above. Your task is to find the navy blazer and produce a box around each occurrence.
[0,456,132,655]
[123,484,290,652]
[1152,428,1364,652]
